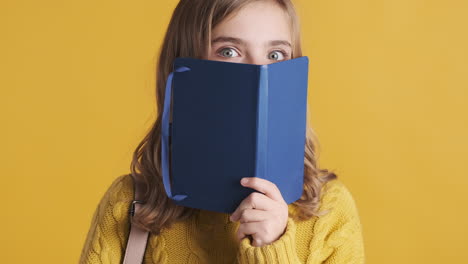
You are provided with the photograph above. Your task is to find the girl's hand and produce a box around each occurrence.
[229,177,289,247]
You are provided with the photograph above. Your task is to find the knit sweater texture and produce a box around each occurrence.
[79,174,365,263]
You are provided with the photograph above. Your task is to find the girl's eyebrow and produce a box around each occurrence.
[269,40,291,47]
[211,36,291,47]
[212,36,244,45]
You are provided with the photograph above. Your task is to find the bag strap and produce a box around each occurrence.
[123,174,150,264]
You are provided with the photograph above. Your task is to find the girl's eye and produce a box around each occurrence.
[268,50,286,61]
[219,48,239,58]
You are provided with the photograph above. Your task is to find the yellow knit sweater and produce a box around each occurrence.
[79,174,365,263]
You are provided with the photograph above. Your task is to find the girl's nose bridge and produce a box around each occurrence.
[244,56,265,65]
[244,48,268,65]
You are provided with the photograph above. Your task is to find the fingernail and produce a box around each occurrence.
[241,178,248,185]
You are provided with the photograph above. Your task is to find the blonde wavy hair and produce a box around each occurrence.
[130,0,338,235]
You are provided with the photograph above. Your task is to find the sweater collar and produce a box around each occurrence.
[195,208,231,226]
[194,203,297,226]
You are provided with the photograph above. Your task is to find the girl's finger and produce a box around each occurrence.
[236,221,262,242]
[237,208,270,223]
[230,191,274,221]
[241,177,284,203]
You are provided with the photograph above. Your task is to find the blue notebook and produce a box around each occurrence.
[161,56,309,214]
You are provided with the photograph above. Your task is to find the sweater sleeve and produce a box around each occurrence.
[79,174,134,264]
[236,216,302,264]
[235,180,365,264]
[307,180,365,264]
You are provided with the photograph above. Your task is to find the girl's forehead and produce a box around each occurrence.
[211,1,292,45]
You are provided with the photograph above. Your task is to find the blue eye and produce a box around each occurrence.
[219,48,239,58]
[268,50,285,61]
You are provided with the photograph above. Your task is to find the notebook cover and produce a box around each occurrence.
[167,56,309,213]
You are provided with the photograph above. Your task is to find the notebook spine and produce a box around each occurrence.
[254,65,269,180]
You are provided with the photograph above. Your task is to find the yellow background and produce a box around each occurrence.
[1,0,467,263]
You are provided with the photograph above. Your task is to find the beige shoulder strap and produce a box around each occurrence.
[123,174,150,264]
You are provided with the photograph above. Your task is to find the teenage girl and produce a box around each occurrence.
[79,0,365,263]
